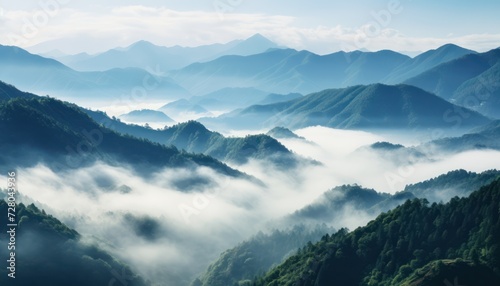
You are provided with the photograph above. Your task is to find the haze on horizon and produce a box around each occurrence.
[0,0,499,55]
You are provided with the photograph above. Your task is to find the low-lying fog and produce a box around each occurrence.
[5,126,500,285]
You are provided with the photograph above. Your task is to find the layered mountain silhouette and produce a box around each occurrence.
[170,44,475,95]
[190,87,269,110]
[402,169,500,203]
[198,169,500,286]
[53,34,281,72]
[254,178,500,285]
[266,126,304,140]
[286,185,412,226]
[4,42,489,118]
[158,99,212,120]
[0,82,241,178]
[202,84,490,130]
[0,81,37,101]
[405,48,500,118]
[0,45,189,103]
[384,44,477,83]
[186,87,302,111]
[429,119,500,152]
[119,109,175,123]
[194,225,333,286]
[170,48,410,95]
[85,109,302,167]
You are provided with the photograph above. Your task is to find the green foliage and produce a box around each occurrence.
[405,48,500,118]
[204,84,490,130]
[197,225,334,286]
[255,179,500,285]
[400,259,500,286]
[0,96,242,178]
[0,80,37,101]
[266,127,304,140]
[85,110,300,167]
[289,185,391,222]
[403,169,500,202]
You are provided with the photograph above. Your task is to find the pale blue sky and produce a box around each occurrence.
[1,0,499,54]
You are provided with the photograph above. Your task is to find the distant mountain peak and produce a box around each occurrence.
[210,33,281,58]
[246,33,271,41]
[240,33,278,47]
[126,40,159,50]
[437,43,465,50]
[267,126,304,140]
[119,109,175,123]
[176,120,211,133]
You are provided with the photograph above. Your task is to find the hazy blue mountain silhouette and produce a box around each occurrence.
[119,109,175,123]
[190,87,269,110]
[84,109,302,167]
[405,48,500,118]
[384,44,476,83]
[429,119,500,152]
[54,34,281,72]
[171,44,475,96]
[158,99,212,119]
[202,84,490,130]
[0,82,241,178]
[171,48,410,95]
[0,45,190,103]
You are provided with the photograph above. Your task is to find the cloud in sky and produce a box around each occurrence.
[0,2,499,55]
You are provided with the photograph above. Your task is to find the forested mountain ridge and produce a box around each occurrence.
[193,225,334,286]
[255,178,500,285]
[85,109,303,167]
[405,48,500,118]
[194,170,499,286]
[202,84,490,131]
[0,96,242,178]
[170,44,475,96]
[0,81,37,101]
[0,45,189,102]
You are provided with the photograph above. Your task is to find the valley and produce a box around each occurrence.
[1,2,500,285]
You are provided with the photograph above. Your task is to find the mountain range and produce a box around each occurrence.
[405,48,500,118]
[201,84,490,131]
[0,80,306,173]
[266,126,305,140]
[254,178,500,285]
[0,82,242,181]
[194,225,334,286]
[187,87,303,112]
[195,169,500,286]
[85,109,302,167]
[170,43,476,96]
[429,119,500,152]
[119,109,175,124]
[284,168,500,228]
[48,33,281,72]
[6,40,499,122]
[2,33,500,286]
[0,45,189,104]
[158,99,212,121]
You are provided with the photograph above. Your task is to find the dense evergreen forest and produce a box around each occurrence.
[254,179,500,285]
